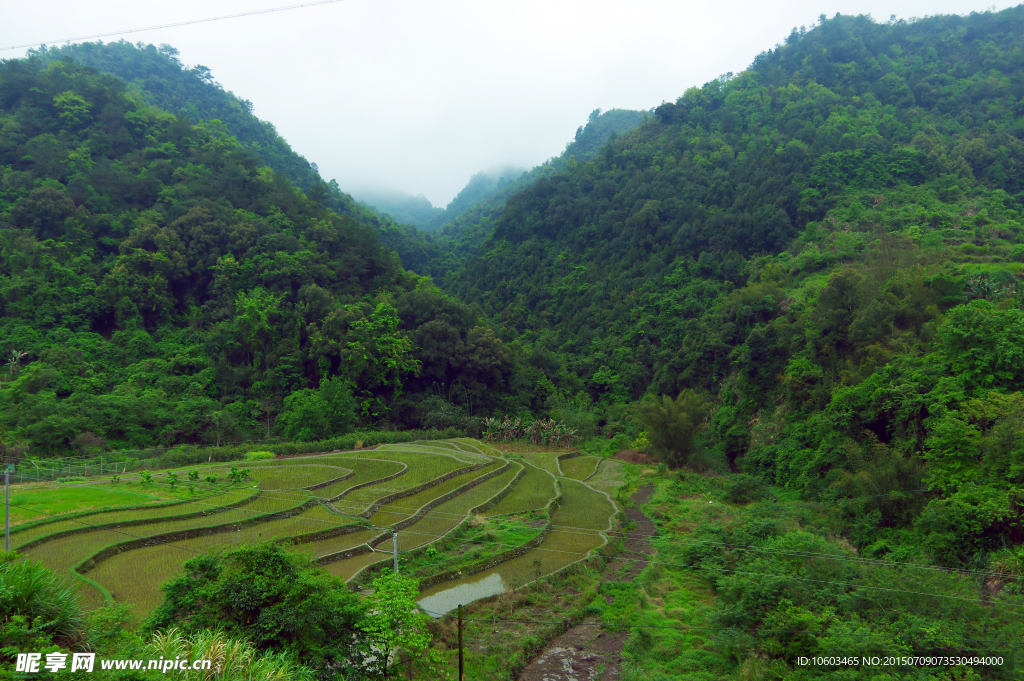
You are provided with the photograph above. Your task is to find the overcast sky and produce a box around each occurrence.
[2,0,1018,207]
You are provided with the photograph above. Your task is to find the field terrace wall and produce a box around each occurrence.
[473,463,526,513]
[305,470,356,491]
[74,494,317,600]
[415,485,565,590]
[13,488,261,552]
[11,494,210,540]
[323,463,409,506]
[360,461,515,551]
[357,461,490,519]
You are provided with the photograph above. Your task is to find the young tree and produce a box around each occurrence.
[634,390,710,468]
[360,570,442,680]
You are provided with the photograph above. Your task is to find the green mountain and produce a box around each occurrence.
[25,41,461,278]
[7,7,1024,673]
[428,108,649,271]
[438,6,1024,561]
[352,188,444,229]
[0,57,512,453]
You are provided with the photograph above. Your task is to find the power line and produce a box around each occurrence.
[0,0,352,53]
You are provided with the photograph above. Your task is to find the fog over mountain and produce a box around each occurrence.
[4,0,1016,205]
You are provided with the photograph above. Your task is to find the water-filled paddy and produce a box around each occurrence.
[484,463,556,517]
[391,466,519,551]
[560,455,599,480]
[365,462,502,527]
[417,478,615,614]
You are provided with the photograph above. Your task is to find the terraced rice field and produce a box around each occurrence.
[6,484,191,528]
[20,491,301,599]
[330,446,476,516]
[586,459,625,495]
[392,465,520,551]
[87,504,360,614]
[560,455,600,480]
[518,450,563,476]
[188,462,352,490]
[312,458,406,499]
[417,478,616,615]
[365,461,503,527]
[11,488,257,546]
[484,462,556,517]
[17,440,621,618]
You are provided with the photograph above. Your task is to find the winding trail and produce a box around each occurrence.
[516,484,657,681]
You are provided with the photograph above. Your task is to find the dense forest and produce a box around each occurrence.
[0,57,513,454]
[4,5,1024,677]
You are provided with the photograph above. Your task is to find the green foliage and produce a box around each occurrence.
[243,450,275,461]
[145,543,367,677]
[0,553,88,655]
[634,391,710,468]
[721,474,769,504]
[278,377,358,442]
[227,466,250,484]
[915,487,1024,567]
[144,627,316,681]
[360,570,444,680]
[0,56,512,454]
[0,554,318,680]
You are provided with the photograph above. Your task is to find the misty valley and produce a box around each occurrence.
[3,5,1024,680]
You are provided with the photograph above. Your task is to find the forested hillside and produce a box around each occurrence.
[427,108,649,273]
[450,8,1024,454]
[438,2,1024,602]
[6,7,1024,676]
[26,41,463,279]
[0,58,513,453]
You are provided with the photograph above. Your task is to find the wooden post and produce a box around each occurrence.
[458,603,464,681]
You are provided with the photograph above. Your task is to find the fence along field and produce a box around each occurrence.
[10,439,620,617]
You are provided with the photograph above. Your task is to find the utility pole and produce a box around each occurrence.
[4,465,11,553]
[392,531,398,576]
[458,604,464,681]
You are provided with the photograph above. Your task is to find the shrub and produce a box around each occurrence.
[0,554,88,651]
[722,474,769,504]
[244,450,275,461]
[145,543,367,677]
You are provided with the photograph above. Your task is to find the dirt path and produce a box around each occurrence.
[516,484,656,681]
